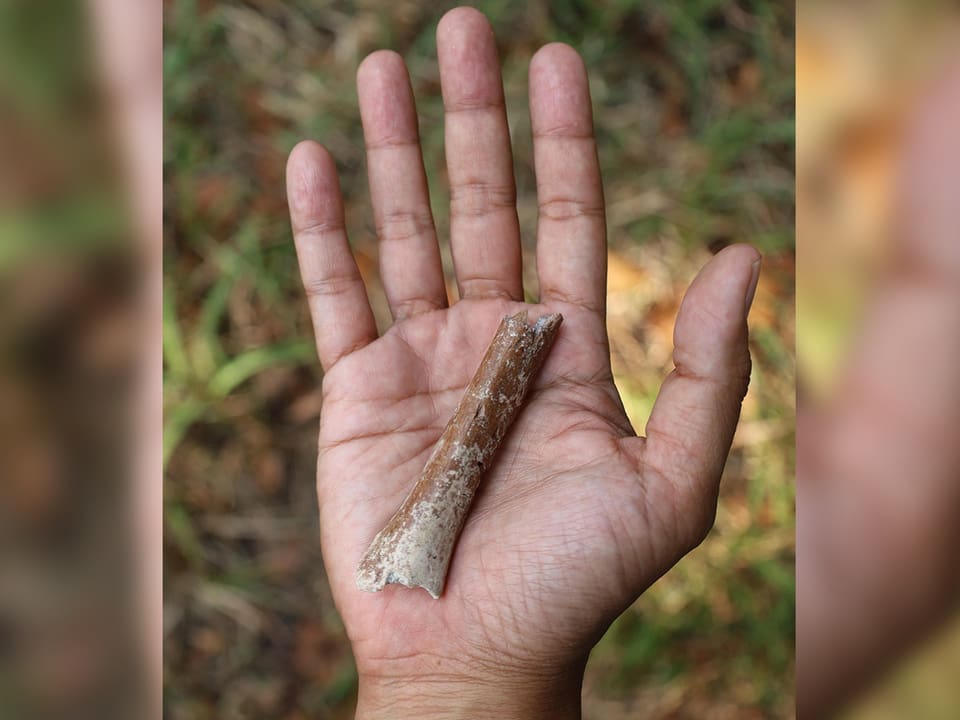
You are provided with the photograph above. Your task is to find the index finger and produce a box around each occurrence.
[287,141,378,372]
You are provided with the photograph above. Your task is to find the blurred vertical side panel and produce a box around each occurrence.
[797,1,960,717]
[0,0,160,717]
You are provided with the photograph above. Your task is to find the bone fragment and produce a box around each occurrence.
[355,311,563,599]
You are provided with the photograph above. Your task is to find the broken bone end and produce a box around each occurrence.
[356,543,444,600]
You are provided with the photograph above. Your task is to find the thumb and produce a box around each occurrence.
[625,244,760,545]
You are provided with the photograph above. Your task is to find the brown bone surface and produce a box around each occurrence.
[355,311,563,599]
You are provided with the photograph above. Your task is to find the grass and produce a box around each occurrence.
[163,1,794,717]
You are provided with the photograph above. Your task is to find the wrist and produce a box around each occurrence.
[355,664,584,720]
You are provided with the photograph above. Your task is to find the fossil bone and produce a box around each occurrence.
[355,311,563,599]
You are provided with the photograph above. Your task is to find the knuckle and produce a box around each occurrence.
[456,275,516,301]
[302,273,358,301]
[392,296,444,318]
[449,178,516,218]
[375,208,435,244]
[444,96,503,114]
[537,197,604,223]
[295,217,345,238]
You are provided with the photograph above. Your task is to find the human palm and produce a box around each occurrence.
[319,298,654,673]
[287,7,759,713]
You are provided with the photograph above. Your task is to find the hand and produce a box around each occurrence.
[286,8,760,719]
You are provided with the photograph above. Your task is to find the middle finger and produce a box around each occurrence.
[437,7,523,302]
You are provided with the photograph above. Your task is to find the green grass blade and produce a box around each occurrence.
[163,284,191,380]
[208,339,315,398]
[163,397,208,466]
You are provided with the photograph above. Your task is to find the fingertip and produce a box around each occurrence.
[357,49,405,88]
[718,242,762,267]
[436,7,501,105]
[673,244,759,378]
[437,6,492,45]
[285,140,340,231]
[686,243,760,310]
[287,139,333,185]
[356,51,418,147]
[529,43,593,136]
[530,42,586,80]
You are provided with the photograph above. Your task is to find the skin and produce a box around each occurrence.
[286,8,760,718]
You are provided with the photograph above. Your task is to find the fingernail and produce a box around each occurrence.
[745,257,762,314]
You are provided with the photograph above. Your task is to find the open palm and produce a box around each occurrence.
[286,8,759,714]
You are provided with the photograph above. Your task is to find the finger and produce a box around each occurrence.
[436,7,523,301]
[628,245,760,527]
[357,50,448,320]
[529,43,606,318]
[286,140,378,372]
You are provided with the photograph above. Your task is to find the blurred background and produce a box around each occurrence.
[0,1,156,718]
[163,1,794,718]
[797,1,960,718]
